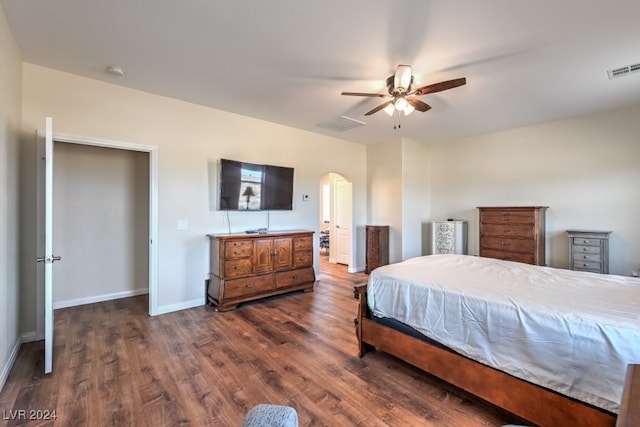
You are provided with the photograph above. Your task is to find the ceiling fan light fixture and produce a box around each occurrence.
[403,104,415,116]
[394,65,412,91]
[395,97,409,111]
[383,104,395,116]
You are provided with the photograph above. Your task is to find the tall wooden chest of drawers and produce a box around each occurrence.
[567,230,611,274]
[365,225,389,274]
[207,230,315,311]
[478,206,547,266]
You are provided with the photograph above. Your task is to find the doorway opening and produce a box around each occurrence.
[36,132,158,346]
[318,172,353,274]
[53,142,149,310]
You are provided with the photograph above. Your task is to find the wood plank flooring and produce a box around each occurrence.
[0,256,524,426]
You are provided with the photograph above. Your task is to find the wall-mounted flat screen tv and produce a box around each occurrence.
[219,158,294,211]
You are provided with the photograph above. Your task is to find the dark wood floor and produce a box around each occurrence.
[0,256,523,426]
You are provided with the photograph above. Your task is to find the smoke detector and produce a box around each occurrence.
[105,65,126,77]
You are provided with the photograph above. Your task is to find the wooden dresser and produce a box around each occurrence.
[365,225,389,274]
[477,206,547,266]
[207,230,315,311]
[567,230,611,274]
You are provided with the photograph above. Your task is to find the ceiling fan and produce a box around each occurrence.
[341,65,466,118]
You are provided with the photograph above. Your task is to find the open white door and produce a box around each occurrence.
[36,116,59,374]
[334,178,352,265]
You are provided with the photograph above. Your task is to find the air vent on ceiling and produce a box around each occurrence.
[317,115,365,132]
[607,62,640,80]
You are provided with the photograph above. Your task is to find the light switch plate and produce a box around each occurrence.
[177,219,188,230]
[302,194,310,201]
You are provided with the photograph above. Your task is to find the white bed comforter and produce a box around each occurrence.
[367,254,640,413]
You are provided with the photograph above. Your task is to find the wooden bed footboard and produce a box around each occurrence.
[353,283,637,427]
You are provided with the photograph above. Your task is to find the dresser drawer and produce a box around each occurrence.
[293,250,313,268]
[572,251,600,262]
[480,224,534,238]
[275,267,315,288]
[293,236,313,251]
[224,274,274,298]
[224,240,253,258]
[573,237,601,247]
[481,237,535,253]
[572,245,601,256]
[224,258,253,277]
[480,249,534,264]
[481,211,534,224]
[572,260,602,272]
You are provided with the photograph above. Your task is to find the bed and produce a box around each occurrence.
[354,254,640,426]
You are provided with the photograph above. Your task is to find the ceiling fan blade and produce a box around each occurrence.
[407,97,431,112]
[341,91,386,98]
[412,77,467,96]
[365,100,393,116]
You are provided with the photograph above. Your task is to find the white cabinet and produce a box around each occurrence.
[431,220,468,255]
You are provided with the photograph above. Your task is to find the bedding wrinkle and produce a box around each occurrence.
[367,254,640,414]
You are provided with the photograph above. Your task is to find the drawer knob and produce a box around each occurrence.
[292,275,299,280]
[582,255,590,259]
[245,283,255,288]
[501,241,511,246]
[503,228,511,233]
[234,266,242,270]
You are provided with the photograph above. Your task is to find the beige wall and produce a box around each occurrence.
[20,63,367,335]
[365,107,640,276]
[428,106,640,275]
[0,5,22,390]
[367,138,432,262]
[401,138,431,259]
[367,140,403,263]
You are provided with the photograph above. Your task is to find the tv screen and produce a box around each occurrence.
[219,159,294,211]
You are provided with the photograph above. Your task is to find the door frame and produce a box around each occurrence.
[319,172,355,272]
[36,131,159,338]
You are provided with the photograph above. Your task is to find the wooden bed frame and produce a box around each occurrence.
[354,283,638,427]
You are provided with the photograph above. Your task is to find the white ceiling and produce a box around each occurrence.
[2,0,640,145]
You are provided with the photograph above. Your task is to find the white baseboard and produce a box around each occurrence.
[0,337,21,393]
[53,288,149,309]
[349,265,365,273]
[156,297,204,316]
[21,331,38,343]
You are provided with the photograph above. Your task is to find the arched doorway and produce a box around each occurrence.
[318,172,353,271]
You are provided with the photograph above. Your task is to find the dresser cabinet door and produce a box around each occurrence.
[272,237,293,270]
[253,239,274,273]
